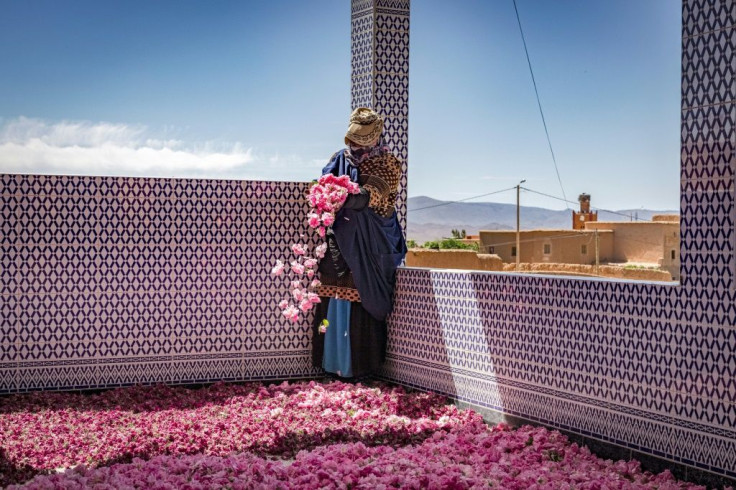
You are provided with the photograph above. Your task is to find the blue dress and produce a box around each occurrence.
[321,299,352,377]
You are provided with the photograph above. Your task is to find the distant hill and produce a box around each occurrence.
[406,196,678,244]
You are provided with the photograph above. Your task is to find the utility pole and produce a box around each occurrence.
[516,180,526,271]
[594,229,600,276]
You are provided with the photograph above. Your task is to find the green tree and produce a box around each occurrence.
[423,238,478,251]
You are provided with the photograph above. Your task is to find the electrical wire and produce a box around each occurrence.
[512,0,569,209]
[407,183,658,223]
[520,186,657,222]
[407,186,517,212]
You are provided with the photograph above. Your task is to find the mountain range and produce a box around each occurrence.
[406,196,678,244]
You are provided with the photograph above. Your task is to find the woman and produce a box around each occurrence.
[312,107,407,378]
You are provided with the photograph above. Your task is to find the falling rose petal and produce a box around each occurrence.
[271,260,285,276]
[299,299,313,312]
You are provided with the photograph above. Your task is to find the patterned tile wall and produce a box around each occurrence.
[0,175,321,392]
[351,0,410,230]
[366,0,736,480]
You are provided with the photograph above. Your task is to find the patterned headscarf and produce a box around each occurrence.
[347,136,391,165]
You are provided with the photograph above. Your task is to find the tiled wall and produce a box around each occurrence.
[373,0,736,480]
[0,176,321,391]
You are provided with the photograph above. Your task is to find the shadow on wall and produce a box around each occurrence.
[388,269,511,415]
[384,269,457,401]
[436,270,508,416]
[405,249,502,271]
[467,272,558,424]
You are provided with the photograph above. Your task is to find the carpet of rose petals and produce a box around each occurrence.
[12,422,707,489]
[0,380,475,487]
[0,381,712,489]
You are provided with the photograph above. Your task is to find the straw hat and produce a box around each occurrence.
[345,107,383,146]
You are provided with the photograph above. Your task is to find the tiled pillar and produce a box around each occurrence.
[680,0,736,290]
[351,0,410,230]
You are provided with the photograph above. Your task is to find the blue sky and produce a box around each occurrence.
[0,0,681,211]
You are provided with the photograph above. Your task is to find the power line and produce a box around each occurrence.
[407,182,663,224]
[521,186,654,222]
[512,0,569,209]
[407,186,517,212]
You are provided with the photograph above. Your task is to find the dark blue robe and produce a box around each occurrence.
[321,149,406,321]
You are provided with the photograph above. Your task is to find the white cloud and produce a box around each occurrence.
[0,117,257,178]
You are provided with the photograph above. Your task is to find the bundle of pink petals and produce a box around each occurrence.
[306,173,360,238]
[272,173,359,323]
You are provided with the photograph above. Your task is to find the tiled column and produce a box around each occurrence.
[680,0,736,290]
[351,0,410,230]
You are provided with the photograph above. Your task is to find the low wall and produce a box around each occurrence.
[0,174,321,392]
[405,249,502,271]
[405,251,673,281]
[501,263,674,282]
